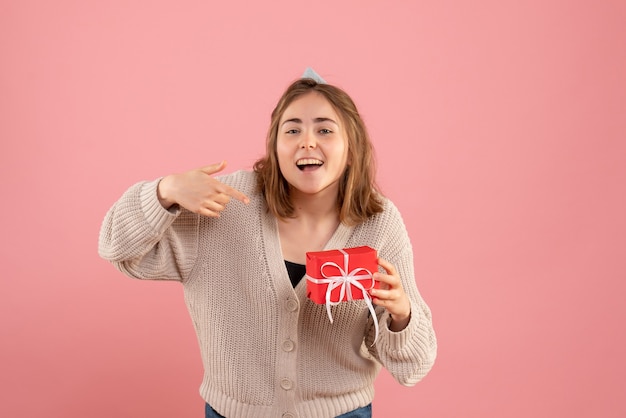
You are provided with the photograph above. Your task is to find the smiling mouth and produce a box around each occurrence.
[296,158,324,171]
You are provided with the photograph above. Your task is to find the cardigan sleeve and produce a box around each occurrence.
[98,178,199,282]
[363,204,437,386]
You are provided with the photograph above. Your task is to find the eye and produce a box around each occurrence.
[285,129,299,134]
[319,128,333,135]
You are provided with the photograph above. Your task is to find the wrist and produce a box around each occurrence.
[157,175,177,209]
[389,310,411,332]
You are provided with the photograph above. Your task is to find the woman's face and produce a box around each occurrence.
[276,91,349,198]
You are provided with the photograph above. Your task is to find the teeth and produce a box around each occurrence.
[296,158,323,166]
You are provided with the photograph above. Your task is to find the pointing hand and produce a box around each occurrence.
[157,161,249,217]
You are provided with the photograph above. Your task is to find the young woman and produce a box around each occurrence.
[99,72,437,418]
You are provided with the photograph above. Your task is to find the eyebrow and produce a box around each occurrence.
[281,117,339,126]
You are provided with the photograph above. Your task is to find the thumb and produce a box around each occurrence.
[199,160,227,176]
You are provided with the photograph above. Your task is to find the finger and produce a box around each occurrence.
[199,160,227,176]
[374,266,403,286]
[197,206,222,218]
[370,290,398,308]
[211,192,232,206]
[373,271,394,285]
[372,295,386,307]
[222,184,250,205]
[372,273,392,292]
[370,287,392,301]
[202,200,227,213]
[377,258,397,276]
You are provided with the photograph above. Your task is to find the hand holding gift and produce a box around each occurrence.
[305,246,413,342]
[370,258,412,332]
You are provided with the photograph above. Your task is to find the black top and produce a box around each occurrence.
[284,260,306,288]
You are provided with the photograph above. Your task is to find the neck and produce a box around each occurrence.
[289,187,340,224]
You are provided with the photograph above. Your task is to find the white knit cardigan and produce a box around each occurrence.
[98,170,436,418]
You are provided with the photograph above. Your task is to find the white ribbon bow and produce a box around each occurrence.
[306,249,380,344]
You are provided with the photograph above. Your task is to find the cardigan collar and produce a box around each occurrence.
[261,207,354,296]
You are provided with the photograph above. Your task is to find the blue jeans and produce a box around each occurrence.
[337,403,372,418]
[205,403,372,417]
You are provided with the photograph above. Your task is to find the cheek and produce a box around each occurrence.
[275,140,291,169]
[335,142,350,166]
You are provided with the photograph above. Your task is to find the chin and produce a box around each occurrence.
[289,185,321,195]
[290,181,338,197]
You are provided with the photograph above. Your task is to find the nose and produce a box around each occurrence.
[300,130,317,149]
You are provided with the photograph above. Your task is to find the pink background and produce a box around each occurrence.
[1,1,625,417]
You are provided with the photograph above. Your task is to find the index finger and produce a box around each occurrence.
[223,184,250,205]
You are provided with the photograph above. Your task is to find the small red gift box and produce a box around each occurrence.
[305,246,379,304]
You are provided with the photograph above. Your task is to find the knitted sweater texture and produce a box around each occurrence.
[98,170,436,418]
